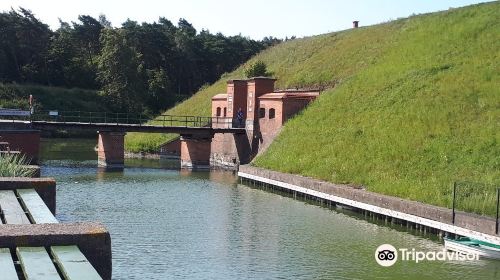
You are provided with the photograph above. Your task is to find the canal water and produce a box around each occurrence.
[40,138,499,279]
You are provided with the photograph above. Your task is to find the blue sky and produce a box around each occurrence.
[0,0,493,39]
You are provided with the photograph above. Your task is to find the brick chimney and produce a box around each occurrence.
[353,21,359,28]
[246,77,276,122]
[226,79,247,118]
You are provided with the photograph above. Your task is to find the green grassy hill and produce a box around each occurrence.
[126,2,499,215]
[125,10,403,152]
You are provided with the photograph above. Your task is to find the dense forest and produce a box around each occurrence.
[0,8,282,114]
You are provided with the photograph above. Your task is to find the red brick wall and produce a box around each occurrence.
[228,80,248,119]
[97,132,125,167]
[160,138,181,156]
[180,138,211,167]
[212,100,227,117]
[210,132,252,167]
[283,98,313,121]
[258,99,284,124]
[257,99,284,153]
[0,130,40,164]
[212,98,233,129]
[246,78,275,121]
[255,97,315,155]
[210,133,237,166]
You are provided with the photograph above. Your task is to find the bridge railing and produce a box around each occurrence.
[14,111,244,129]
[210,116,245,129]
[29,111,146,125]
[1,110,245,129]
[147,114,213,128]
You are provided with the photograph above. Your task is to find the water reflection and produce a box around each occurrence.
[40,138,500,280]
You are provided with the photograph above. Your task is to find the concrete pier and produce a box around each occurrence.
[238,165,500,245]
[97,131,126,168]
[180,136,211,169]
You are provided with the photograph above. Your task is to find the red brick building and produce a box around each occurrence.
[257,90,320,151]
[210,77,319,168]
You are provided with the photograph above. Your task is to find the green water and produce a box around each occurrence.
[40,138,499,279]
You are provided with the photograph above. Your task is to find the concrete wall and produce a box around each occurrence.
[0,222,112,280]
[239,165,499,237]
[0,177,56,214]
[0,130,40,164]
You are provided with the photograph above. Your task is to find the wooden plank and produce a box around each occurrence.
[16,189,58,224]
[0,248,19,280]
[0,190,30,224]
[51,246,102,280]
[16,247,61,280]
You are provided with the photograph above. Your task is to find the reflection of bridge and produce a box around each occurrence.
[0,111,246,168]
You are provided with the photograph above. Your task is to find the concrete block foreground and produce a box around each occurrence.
[0,177,56,214]
[0,222,112,280]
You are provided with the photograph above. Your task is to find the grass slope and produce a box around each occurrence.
[126,3,499,215]
[125,5,403,152]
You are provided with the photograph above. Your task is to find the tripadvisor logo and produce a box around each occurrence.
[375,244,479,267]
[375,244,398,267]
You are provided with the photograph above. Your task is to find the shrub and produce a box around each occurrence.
[244,60,272,78]
[0,153,35,177]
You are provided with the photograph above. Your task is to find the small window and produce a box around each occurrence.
[216,107,221,117]
[259,108,266,118]
[269,108,275,119]
[223,107,227,117]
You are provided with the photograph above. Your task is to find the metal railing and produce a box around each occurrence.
[497,188,500,234]
[0,110,245,129]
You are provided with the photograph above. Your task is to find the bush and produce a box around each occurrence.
[0,153,35,177]
[244,60,272,78]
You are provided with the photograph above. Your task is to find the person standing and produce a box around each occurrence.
[237,108,244,127]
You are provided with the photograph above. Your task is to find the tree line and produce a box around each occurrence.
[0,8,283,114]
